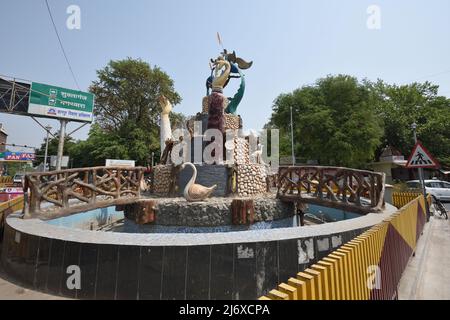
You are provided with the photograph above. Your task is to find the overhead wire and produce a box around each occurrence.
[44,0,81,90]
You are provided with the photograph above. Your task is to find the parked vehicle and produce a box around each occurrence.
[12,173,25,186]
[406,179,450,202]
[432,198,448,220]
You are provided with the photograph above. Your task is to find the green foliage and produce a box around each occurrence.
[90,57,181,132]
[268,75,384,168]
[268,75,450,168]
[36,58,181,168]
[3,162,34,176]
[34,58,182,168]
[34,136,77,167]
[368,80,450,166]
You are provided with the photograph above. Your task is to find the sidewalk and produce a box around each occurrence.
[0,259,66,300]
[398,213,450,300]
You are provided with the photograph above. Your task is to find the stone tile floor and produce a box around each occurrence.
[0,265,67,300]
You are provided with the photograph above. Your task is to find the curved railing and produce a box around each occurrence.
[277,166,385,214]
[23,166,145,219]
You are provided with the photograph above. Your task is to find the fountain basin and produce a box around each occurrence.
[1,201,397,300]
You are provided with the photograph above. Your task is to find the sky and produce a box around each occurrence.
[1,0,449,153]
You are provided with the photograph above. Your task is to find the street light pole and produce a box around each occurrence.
[290,106,295,166]
[43,125,52,172]
[411,122,430,221]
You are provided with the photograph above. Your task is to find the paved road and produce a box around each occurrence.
[445,202,450,211]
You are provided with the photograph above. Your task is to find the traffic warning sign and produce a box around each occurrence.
[406,141,439,169]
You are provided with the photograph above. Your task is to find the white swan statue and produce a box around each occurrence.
[181,162,217,202]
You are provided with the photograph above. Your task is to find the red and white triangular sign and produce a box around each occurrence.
[406,141,439,169]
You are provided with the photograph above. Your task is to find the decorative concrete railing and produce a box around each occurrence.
[277,166,385,214]
[23,166,145,219]
[259,195,429,300]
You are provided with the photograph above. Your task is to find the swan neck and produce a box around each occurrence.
[186,163,197,189]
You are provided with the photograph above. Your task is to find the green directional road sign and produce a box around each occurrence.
[28,82,94,122]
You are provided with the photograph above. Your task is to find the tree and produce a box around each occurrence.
[90,58,181,133]
[33,58,183,168]
[79,57,182,166]
[368,80,450,166]
[34,136,77,168]
[268,75,384,168]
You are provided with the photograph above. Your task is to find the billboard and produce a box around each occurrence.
[28,82,94,122]
[50,155,70,168]
[0,78,95,122]
[0,152,35,162]
[105,159,136,167]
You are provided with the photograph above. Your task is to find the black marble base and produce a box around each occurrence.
[1,220,368,300]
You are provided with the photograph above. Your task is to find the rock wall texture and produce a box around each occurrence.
[233,137,250,165]
[224,114,241,130]
[236,164,267,197]
[125,196,294,227]
[153,165,173,196]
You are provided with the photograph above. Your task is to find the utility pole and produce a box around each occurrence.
[56,120,67,171]
[290,106,295,166]
[43,125,52,172]
[411,122,430,221]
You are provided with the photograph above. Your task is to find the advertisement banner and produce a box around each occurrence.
[0,152,35,162]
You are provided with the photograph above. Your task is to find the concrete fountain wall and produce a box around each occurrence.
[1,202,397,300]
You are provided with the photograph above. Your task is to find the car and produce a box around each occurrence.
[12,173,25,186]
[406,179,450,202]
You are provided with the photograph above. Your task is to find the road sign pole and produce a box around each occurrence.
[412,123,430,221]
[43,126,51,172]
[56,120,67,171]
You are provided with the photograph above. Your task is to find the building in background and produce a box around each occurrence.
[0,123,7,152]
[0,123,7,175]
[370,145,437,183]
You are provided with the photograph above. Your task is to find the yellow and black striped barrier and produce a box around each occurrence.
[392,192,422,209]
[0,196,24,231]
[260,195,429,300]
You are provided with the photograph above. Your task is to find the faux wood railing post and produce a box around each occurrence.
[276,166,386,214]
[23,166,145,219]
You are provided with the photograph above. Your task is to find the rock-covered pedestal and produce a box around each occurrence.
[124,195,294,227]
